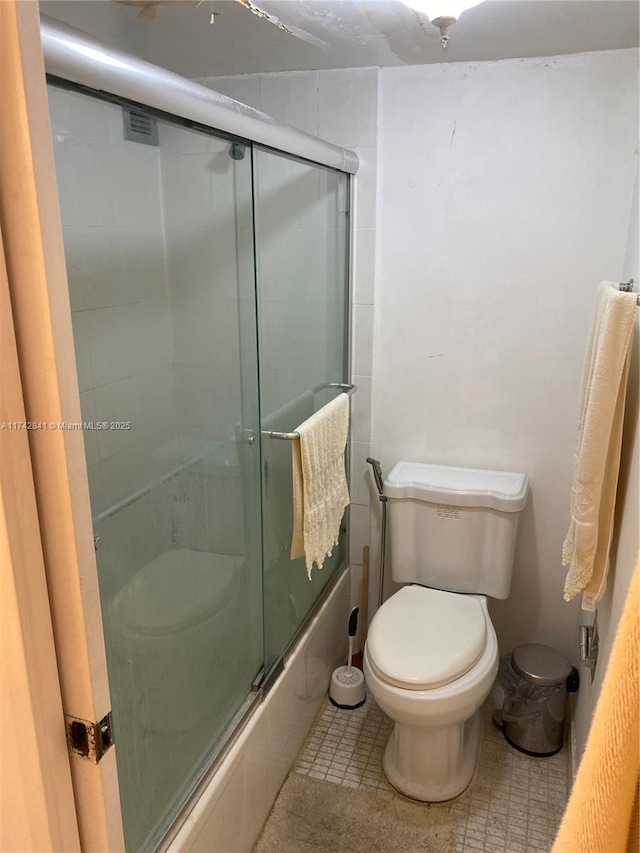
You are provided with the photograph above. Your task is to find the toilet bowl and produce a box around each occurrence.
[363,460,528,802]
[364,585,498,801]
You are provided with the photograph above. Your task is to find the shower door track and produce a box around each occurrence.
[154,561,349,853]
[40,16,359,176]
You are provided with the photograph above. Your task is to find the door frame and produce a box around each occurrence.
[0,207,81,853]
[0,3,124,849]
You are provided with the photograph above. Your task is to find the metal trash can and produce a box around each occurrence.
[499,643,579,756]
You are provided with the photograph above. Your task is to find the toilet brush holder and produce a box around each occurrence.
[329,607,366,710]
[329,665,366,709]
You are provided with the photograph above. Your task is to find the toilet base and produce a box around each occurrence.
[382,709,482,802]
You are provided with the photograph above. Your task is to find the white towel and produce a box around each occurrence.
[291,393,350,579]
[261,392,315,569]
[562,281,636,608]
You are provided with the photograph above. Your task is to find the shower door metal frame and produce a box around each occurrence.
[251,142,353,684]
[40,16,359,176]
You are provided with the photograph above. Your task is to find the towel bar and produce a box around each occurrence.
[619,279,640,306]
[264,384,357,441]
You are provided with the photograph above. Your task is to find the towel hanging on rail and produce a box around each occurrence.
[562,281,637,609]
[551,557,640,853]
[261,391,314,568]
[291,394,350,579]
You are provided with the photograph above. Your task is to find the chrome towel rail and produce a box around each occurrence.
[312,382,357,394]
[619,279,640,305]
[265,383,357,441]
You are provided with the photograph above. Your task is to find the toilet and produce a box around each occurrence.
[363,461,528,802]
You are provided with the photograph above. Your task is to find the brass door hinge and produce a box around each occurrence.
[65,712,114,763]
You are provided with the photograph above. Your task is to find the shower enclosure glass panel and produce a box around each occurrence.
[48,84,263,852]
[254,148,350,673]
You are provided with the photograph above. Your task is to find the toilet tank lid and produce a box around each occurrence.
[385,461,529,512]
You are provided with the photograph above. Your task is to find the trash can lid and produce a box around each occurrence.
[512,643,572,687]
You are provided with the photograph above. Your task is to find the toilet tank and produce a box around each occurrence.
[385,461,529,600]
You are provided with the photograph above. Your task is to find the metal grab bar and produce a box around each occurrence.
[264,383,357,441]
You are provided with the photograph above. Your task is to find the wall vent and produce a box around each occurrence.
[122,107,159,146]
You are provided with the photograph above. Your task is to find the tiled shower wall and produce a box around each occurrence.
[159,122,247,451]
[49,85,178,600]
[49,85,177,517]
[253,151,347,416]
[201,68,380,645]
[49,79,369,599]
[157,122,249,558]
[49,87,249,598]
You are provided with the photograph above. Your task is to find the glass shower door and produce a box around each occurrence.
[48,83,263,852]
[253,148,350,673]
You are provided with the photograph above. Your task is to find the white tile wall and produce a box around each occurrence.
[161,154,215,232]
[50,82,259,566]
[318,70,378,150]
[352,306,374,377]
[156,127,254,564]
[349,441,374,507]
[261,72,319,136]
[352,228,376,305]
[70,310,94,392]
[351,146,378,231]
[49,86,179,544]
[348,504,371,568]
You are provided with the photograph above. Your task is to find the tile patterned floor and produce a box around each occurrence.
[295,683,568,852]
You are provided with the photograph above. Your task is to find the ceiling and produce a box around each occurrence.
[40,0,639,78]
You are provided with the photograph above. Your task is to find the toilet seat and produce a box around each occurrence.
[367,586,487,690]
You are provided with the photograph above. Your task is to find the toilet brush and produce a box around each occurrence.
[329,607,366,709]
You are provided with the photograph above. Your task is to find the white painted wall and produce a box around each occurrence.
[374,49,639,662]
